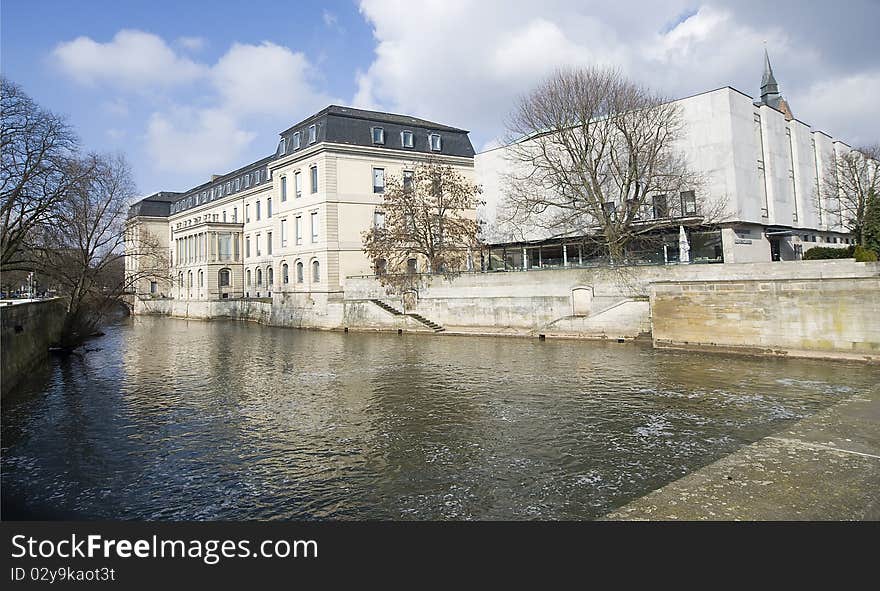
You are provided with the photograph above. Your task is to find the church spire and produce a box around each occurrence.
[761,47,779,99]
[758,46,793,120]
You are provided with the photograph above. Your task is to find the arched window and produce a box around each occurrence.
[375,258,387,276]
[187,271,193,287]
[246,269,252,285]
[282,263,289,284]
[407,258,418,274]
[312,260,320,282]
[296,261,304,283]
[257,268,263,286]
[267,267,274,286]
[198,270,204,287]
[178,272,183,287]
[218,268,231,287]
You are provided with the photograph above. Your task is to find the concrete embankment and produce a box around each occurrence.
[135,259,880,360]
[1,298,66,396]
[604,385,880,520]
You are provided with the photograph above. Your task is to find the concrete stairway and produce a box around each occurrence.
[369,299,445,332]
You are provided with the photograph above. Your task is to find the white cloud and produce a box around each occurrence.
[146,107,256,174]
[354,0,878,149]
[798,71,880,146]
[52,29,206,88]
[212,42,334,117]
[103,98,129,117]
[53,30,337,177]
[177,36,207,52]
[323,10,338,28]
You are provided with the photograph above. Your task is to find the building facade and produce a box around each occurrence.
[125,106,476,301]
[476,53,856,267]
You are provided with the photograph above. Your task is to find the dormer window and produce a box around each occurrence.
[401,130,414,148]
[371,126,385,145]
[428,133,441,151]
[292,132,301,150]
[278,137,286,155]
[308,124,317,144]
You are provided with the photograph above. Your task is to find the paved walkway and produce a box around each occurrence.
[604,385,880,520]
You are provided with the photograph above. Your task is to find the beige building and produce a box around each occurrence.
[125,106,476,304]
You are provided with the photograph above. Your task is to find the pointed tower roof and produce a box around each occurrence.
[757,46,793,120]
[761,48,779,97]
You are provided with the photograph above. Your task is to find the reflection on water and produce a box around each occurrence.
[2,316,877,520]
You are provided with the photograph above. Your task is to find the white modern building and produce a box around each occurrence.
[476,51,856,267]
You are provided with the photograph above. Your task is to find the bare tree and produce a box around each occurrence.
[1,77,86,271]
[362,159,482,293]
[817,144,880,247]
[34,153,152,346]
[500,66,723,263]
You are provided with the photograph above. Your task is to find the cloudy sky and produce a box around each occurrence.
[3,0,878,197]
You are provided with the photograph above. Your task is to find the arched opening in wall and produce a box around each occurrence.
[282,263,289,284]
[406,258,418,274]
[246,269,252,286]
[218,268,231,287]
[198,270,204,287]
[402,289,418,311]
[267,267,274,286]
[296,261,304,283]
[312,260,320,283]
[375,258,387,276]
[187,271,193,288]
[257,268,263,286]
[178,272,183,287]
[571,286,594,316]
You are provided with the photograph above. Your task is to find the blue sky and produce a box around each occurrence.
[3,0,878,198]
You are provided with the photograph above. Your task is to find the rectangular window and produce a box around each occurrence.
[428,133,441,151]
[244,175,250,189]
[680,191,697,216]
[234,178,240,192]
[281,176,287,201]
[246,236,251,258]
[295,215,302,245]
[267,198,272,218]
[295,171,302,198]
[292,132,301,150]
[246,204,250,223]
[403,170,414,192]
[401,130,414,148]
[257,234,262,256]
[372,127,385,144]
[233,207,238,222]
[280,219,288,246]
[222,210,227,222]
[653,194,668,219]
[373,168,385,193]
[256,201,262,221]
[219,234,232,260]
[310,166,318,193]
[310,211,318,242]
[308,124,316,144]
[267,231,273,255]
[374,211,385,229]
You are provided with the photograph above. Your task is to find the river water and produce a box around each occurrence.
[3,316,877,520]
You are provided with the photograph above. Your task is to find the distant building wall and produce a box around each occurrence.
[1,299,66,396]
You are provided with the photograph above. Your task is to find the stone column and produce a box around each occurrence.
[563,244,568,267]
[522,247,528,270]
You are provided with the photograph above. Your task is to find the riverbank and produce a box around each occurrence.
[136,259,880,362]
[604,384,880,520]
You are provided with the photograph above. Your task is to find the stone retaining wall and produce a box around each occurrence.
[1,299,66,396]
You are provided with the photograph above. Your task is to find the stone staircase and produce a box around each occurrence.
[369,299,445,332]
